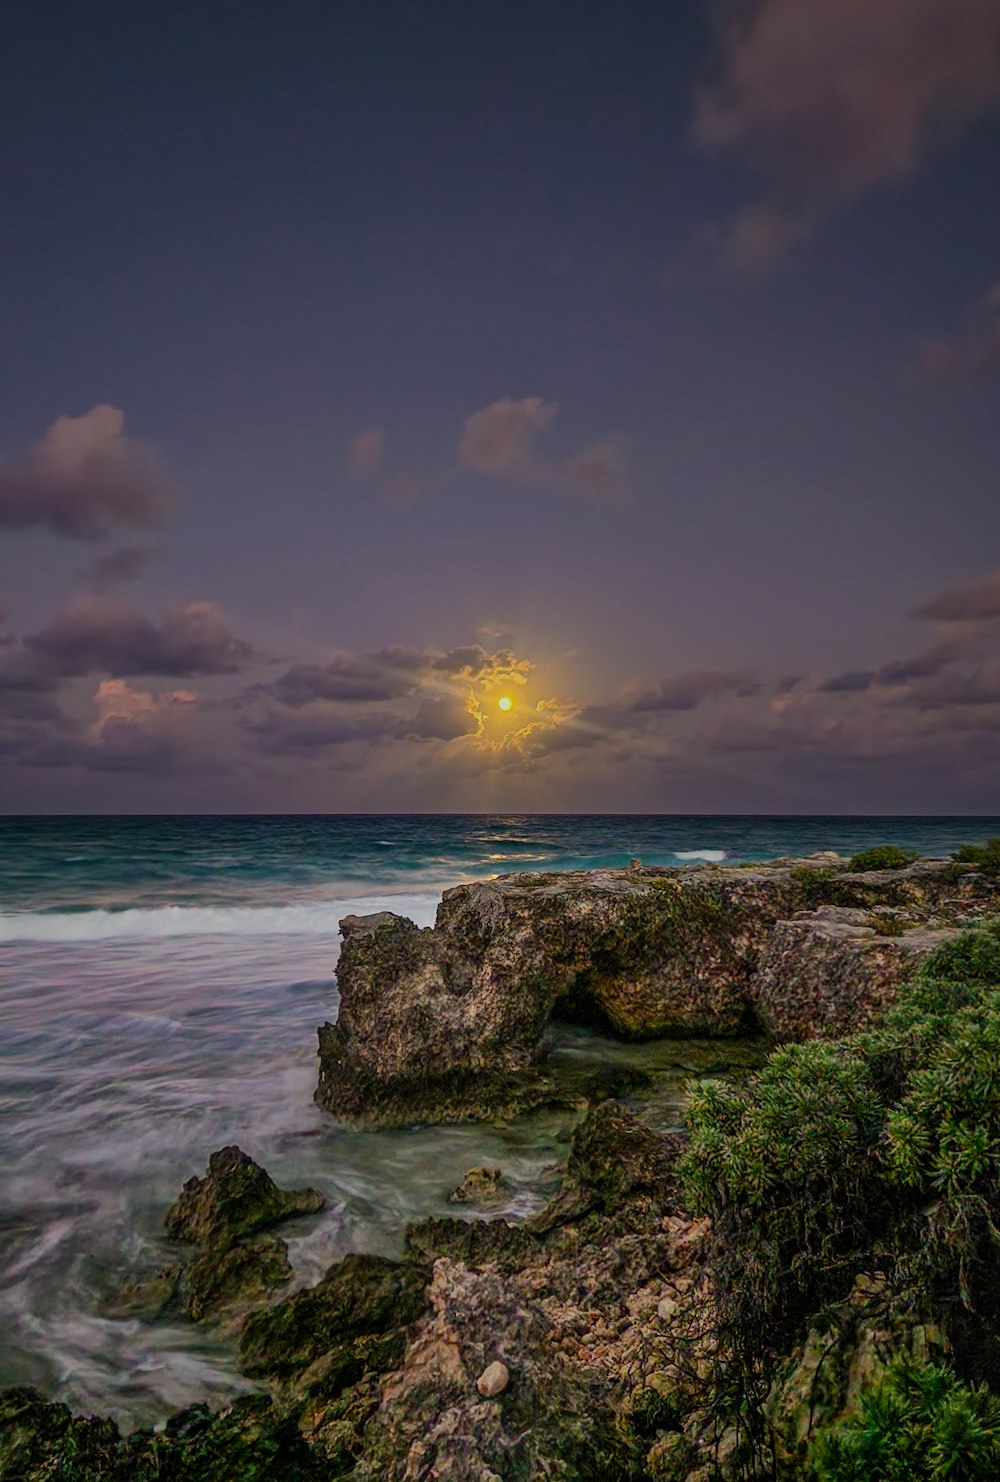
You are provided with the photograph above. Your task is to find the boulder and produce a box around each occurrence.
[529,1099,683,1234]
[449,1167,513,1206]
[165,1145,324,1247]
[752,908,956,1040]
[237,1251,429,1380]
[115,1147,326,1325]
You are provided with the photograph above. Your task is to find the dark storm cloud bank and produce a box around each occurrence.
[0,407,179,538]
[4,569,1000,806]
[695,0,1000,269]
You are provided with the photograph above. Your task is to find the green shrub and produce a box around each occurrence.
[809,1357,1000,1480]
[919,923,1000,986]
[883,1006,1000,1199]
[680,1043,885,1343]
[849,845,919,872]
[952,839,1000,876]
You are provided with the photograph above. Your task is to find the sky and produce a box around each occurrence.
[2,0,1000,814]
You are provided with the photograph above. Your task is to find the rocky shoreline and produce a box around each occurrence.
[3,844,1000,1480]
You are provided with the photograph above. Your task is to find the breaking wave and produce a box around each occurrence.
[0,893,439,944]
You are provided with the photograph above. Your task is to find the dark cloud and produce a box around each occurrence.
[629,670,758,712]
[920,281,1000,387]
[265,643,532,707]
[84,543,154,590]
[910,570,1000,622]
[0,406,179,538]
[404,695,479,741]
[695,0,1000,270]
[269,648,429,706]
[26,598,254,678]
[244,706,398,755]
[818,670,875,694]
[900,661,1000,710]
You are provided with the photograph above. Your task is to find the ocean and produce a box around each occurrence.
[1,813,998,1427]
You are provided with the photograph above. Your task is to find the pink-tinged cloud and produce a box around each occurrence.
[695,0,1000,270]
[346,427,385,478]
[0,406,179,537]
[457,398,631,502]
[458,398,558,472]
[911,569,1000,622]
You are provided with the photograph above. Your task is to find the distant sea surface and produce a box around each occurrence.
[1,813,998,1426]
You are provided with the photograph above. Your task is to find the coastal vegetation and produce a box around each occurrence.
[848,845,920,871]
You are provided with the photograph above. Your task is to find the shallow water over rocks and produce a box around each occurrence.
[0,907,766,1430]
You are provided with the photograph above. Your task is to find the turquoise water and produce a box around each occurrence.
[2,813,998,925]
[0,814,997,1425]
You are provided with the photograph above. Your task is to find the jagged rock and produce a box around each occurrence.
[449,1167,513,1206]
[405,1215,541,1273]
[752,908,956,1040]
[317,860,998,1126]
[113,1147,326,1326]
[529,1100,683,1234]
[237,1251,429,1380]
[165,1145,324,1247]
[0,1387,323,1481]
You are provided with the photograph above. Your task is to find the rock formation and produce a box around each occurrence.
[112,1146,325,1324]
[317,857,999,1125]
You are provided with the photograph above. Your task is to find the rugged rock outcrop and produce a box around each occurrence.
[112,1147,325,1325]
[317,858,999,1125]
[753,907,955,1040]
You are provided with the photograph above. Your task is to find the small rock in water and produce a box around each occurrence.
[476,1360,510,1397]
[449,1167,512,1205]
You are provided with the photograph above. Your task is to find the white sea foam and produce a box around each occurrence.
[0,893,439,943]
[673,849,727,863]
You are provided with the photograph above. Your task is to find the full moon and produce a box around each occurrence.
[497,695,513,712]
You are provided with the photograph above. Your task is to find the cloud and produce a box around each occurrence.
[346,428,385,479]
[432,644,532,687]
[818,669,875,694]
[244,705,399,756]
[26,597,255,678]
[83,543,154,590]
[628,669,759,711]
[0,406,179,538]
[457,398,630,502]
[695,0,1000,269]
[92,677,198,727]
[404,694,480,742]
[920,282,1000,385]
[263,643,533,708]
[458,398,557,473]
[269,647,430,706]
[910,570,1000,622]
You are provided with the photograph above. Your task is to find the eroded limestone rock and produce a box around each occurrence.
[752,908,955,1040]
[316,859,999,1126]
